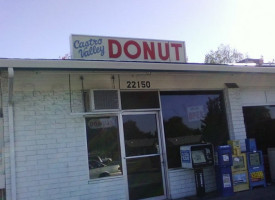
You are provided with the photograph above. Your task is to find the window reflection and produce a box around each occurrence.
[127,156,164,199]
[121,91,160,110]
[243,106,275,154]
[85,116,122,179]
[123,114,159,157]
[160,91,229,168]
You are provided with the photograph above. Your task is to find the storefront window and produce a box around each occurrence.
[243,106,275,154]
[85,116,122,179]
[160,91,229,168]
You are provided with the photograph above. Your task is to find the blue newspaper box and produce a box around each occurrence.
[215,145,234,197]
[245,138,267,189]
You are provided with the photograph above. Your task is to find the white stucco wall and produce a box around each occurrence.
[240,88,275,106]
[168,167,216,199]
[2,68,275,200]
[1,71,127,200]
[223,88,247,151]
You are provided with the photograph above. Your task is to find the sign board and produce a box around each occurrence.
[181,150,191,163]
[70,35,186,63]
[250,171,264,182]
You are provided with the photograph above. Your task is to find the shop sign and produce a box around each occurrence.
[70,35,186,62]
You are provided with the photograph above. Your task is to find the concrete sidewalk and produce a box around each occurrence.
[180,183,275,200]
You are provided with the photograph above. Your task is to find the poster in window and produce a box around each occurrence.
[87,118,116,129]
[187,105,205,122]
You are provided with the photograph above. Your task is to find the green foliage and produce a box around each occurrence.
[204,44,244,64]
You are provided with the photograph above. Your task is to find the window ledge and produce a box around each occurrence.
[88,175,124,184]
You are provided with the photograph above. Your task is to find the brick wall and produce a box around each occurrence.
[2,70,265,200]
[224,88,247,151]
[168,167,216,199]
[1,71,126,200]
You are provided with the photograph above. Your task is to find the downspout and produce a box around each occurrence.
[8,68,16,200]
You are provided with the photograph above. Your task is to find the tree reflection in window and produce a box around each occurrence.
[85,116,122,179]
[243,106,275,154]
[123,114,159,157]
[160,91,229,168]
[201,96,228,146]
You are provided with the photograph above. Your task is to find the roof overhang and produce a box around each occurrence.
[1,58,275,74]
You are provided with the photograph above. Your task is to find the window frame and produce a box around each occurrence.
[120,90,160,110]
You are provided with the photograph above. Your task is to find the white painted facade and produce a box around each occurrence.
[0,59,275,199]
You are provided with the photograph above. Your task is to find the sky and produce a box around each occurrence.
[1,0,275,63]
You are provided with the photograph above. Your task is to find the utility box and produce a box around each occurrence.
[228,140,249,192]
[180,143,214,169]
[180,143,214,197]
[246,151,266,189]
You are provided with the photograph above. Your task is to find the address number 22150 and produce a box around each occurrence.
[126,81,151,89]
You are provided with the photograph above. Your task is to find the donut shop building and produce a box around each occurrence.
[0,35,275,200]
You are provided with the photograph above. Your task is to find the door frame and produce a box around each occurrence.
[119,111,168,200]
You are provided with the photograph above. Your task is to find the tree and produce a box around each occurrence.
[204,44,244,64]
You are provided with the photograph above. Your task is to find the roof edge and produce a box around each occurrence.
[1,58,275,74]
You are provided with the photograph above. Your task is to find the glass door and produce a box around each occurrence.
[122,112,165,200]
